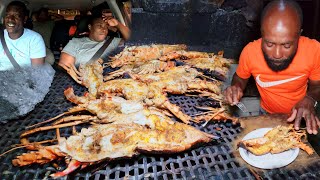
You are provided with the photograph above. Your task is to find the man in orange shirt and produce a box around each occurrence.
[223,0,320,134]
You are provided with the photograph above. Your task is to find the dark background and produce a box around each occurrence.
[129,0,320,59]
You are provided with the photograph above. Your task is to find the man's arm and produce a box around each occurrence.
[102,12,131,41]
[31,58,45,66]
[114,22,130,41]
[287,80,320,134]
[29,31,46,66]
[57,52,82,83]
[58,52,76,68]
[223,73,249,105]
[307,80,320,102]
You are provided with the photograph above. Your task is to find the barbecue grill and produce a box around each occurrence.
[1,1,320,179]
[1,56,320,179]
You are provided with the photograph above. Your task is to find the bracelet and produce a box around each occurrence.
[306,95,318,107]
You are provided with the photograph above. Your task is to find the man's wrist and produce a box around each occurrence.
[306,95,318,107]
[233,83,244,92]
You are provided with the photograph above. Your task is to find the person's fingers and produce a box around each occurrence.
[315,116,320,135]
[231,87,239,105]
[303,112,312,134]
[222,89,228,102]
[107,19,118,26]
[237,89,243,101]
[310,114,317,134]
[316,116,320,129]
[225,88,233,105]
[223,86,243,105]
[222,88,228,102]
[102,16,113,23]
[294,109,303,130]
[287,108,297,122]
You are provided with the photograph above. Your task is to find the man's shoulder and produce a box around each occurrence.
[23,28,43,39]
[297,36,320,56]
[70,37,91,43]
[241,38,261,54]
[299,36,320,47]
[4,29,43,43]
[65,37,94,50]
[245,38,261,48]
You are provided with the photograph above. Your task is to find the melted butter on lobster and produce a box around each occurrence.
[237,125,314,156]
[12,111,218,177]
[58,117,215,162]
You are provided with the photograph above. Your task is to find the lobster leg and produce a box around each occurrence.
[50,159,83,178]
[59,63,82,84]
[162,101,191,124]
[27,106,87,129]
[64,87,90,104]
[21,121,91,138]
[53,115,97,125]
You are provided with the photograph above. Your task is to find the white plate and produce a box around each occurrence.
[239,128,299,169]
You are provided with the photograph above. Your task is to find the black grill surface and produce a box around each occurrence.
[0,68,319,180]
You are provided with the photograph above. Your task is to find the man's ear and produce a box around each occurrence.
[24,15,28,24]
[88,24,91,30]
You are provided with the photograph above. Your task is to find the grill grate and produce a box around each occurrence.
[0,67,319,180]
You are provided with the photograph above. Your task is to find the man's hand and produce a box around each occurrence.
[223,73,249,105]
[101,11,131,41]
[287,96,320,134]
[105,17,119,27]
[102,12,118,27]
[223,85,244,105]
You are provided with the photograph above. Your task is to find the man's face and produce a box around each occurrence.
[262,48,296,72]
[89,18,108,42]
[38,11,49,22]
[261,19,300,72]
[4,5,25,35]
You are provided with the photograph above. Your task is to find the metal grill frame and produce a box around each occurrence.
[1,57,320,180]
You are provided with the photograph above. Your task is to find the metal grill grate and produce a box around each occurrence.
[0,68,319,180]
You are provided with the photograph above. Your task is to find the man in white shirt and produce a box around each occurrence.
[0,1,46,71]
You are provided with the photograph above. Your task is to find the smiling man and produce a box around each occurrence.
[223,0,320,134]
[0,1,46,70]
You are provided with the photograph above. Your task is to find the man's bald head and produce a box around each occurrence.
[260,0,303,72]
[261,0,303,34]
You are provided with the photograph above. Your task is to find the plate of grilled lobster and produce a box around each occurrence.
[238,125,314,169]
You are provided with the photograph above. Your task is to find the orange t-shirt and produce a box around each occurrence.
[69,25,77,36]
[236,36,320,114]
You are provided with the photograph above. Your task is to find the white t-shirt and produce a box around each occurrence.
[0,28,46,71]
[62,36,121,66]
